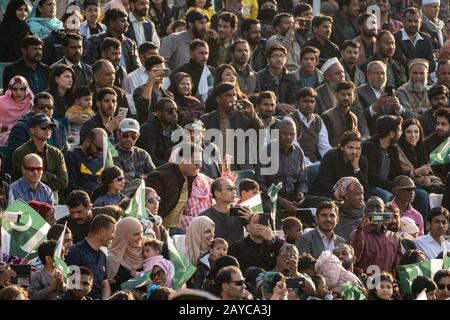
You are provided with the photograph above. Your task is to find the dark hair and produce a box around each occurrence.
[212,81,235,97]
[300,46,320,61]
[189,39,208,51]
[433,270,450,284]
[186,0,212,8]
[48,64,75,117]
[92,59,113,74]
[282,216,302,232]
[146,286,174,300]
[154,97,176,112]
[312,15,332,29]
[100,166,123,189]
[239,178,259,196]
[411,276,437,297]
[93,205,124,221]
[398,118,427,168]
[367,272,401,300]
[216,266,241,293]
[89,214,116,234]
[433,107,450,123]
[143,238,163,253]
[336,80,355,93]
[212,65,245,101]
[256,91,277,105]
[296,87,317,100]
[376,115,402,138]
[170,20,186,33]
[218,11,238,29]
[37,240,57,264]
[144,54,165,72]
[230,39,249,54]
[403,7,422,18]
[428,84,449,100]
[267,44,287,57]
[399,250,426,265]
[0,286,28,300]
[185,9,209,27]
[21,35,43,49]
[73,86,92,100]
[211,255,240,281]
[62,32,83,47]
[341,39,360,51]
[211,238,228,249]
[138,42,159,55]
[427,207,449,224]
[47,224,71,241]
[33,92,54,108]
[339,130,361,146]
[78,266,94,279]
[293,3,313,17]
[101,37,121,52]
[96,87,117,102]
[103,8,128,27]
[241,18,260,35]
[310,274,325,290]
[273,13,292,28]
[35,0,51,17]
[298,253,316,272]
[66,190,91,208]
[316,201,339,217]
[211,177,229,199]
[83,0,100,10]
[357,13,374,26]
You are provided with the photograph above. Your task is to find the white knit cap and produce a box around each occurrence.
[422,0,440,5]
[400,216,420,235]
[320,57,340,73]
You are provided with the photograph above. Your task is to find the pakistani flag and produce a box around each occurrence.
[195,65,214,103]
[268,182,282,224]
[124,179,148,220]
[444,252,450,270]
[429,137,450,165]
[341,281,366,300]
[167,235,196,290]
[103,135,119,168]
[240,193,264,214]
[396,259,443,293]
[53,222,69,277]
[121,270,152,290]
[1,199,50,260]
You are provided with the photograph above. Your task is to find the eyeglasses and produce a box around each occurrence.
[114,176,125,182]
[89,139,103,152]
[38,126,52,131]
[400,187,416,192]
[121,132,139,140]
[437,283,450,290]
[24,166,43,172]
[150,270,166,279]
[221,187,237,192]
[36,104,54,110]
[148,196,161,204]
[229,279,246,287]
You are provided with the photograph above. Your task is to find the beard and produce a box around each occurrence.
[192,27,205,39]
[411,80,427,92]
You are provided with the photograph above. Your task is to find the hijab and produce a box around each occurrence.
[107,217,144,279]
[145,255,174,288]
[184,216,215,266]
[332,177,363,202]
[28,0,63,39]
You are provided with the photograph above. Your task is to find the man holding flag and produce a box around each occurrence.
[425,108,450,180]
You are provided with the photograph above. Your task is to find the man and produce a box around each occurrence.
[241,18,267,72]
[255,44,297,112]
[357,60,411,135]
[51,32,93,87]
[228,213,284,273]
[433,270,450,300]
[289,87,331,165]
[436,59,450,89]
[126,42,159,95]
[314,57,345,114]
[80,88,125,144]
[303,15,341,68]
[230,39,257,95]
[376,0,403,33]
[394,7,436,73]
[333,243,365,281]
[86,8,140,73]
[421,0,445,51]
[396,58,431,116]
[126,0,160,47]
[362,115,404,202]
[330,0,359,48]
[133,54,174,124]
[349,202,403,274]
[64,128,106,195]
[146,142,203,234]
[341,40,366,87]
[313,130,369,197]
[322,81,359,147]
[216,266,247,300]
[420,84,449,137]
[254,91,280,148]
[267,13,302,71]
[201,177,252,244]
[415,207,450,259]
[0,262,17,291]
[296,201,346,259]
[57,190,94,245]
[208,12,238,68]
[88,59,130,117]
[3,35,50,94]
[10,153,54,205]
[174,40,215,104]
[292,3,313,48]
[362,30,407,89]
[65,214,116,300]
[12,114,68,194]
[354,13,377,67]
[7,92,67,154]
[159,9,208,70]
[114,118,155,181]
[211,0,244,32]
[101,37,128,90]
[293,46,324,89]
[136,98,181,167]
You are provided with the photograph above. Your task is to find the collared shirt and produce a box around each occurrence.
[127,66,148,94]
[159,30,192,70]
[10,178,54,206]
[389,199,424,236]
[267,30,301,71]
[369,85,405,116]
[113,145,156,180]
[317,228,337,252]
[401,28,425,47]
[415,234,450,259]
[61,57,82,69]
[232,63,257,95]
[129,12,147,47]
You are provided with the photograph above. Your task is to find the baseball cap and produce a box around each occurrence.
[118,118,140,134]
[30,113,56,128]
[185,120,205,131]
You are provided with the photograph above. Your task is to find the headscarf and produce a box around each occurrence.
[184,216,215,266]
[0,76,34,144]
[28,0,63,39]
[332,177,363,202]
[103,0,128,12]
[144,255,174,288]
[255,272,283,298]
[107,217,144,279]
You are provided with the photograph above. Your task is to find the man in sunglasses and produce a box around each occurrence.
[216,266,247,300]
[12,113,68,196]
[433,269,450,300]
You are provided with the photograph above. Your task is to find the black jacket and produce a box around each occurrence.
[51,57,93,87]
[132,85,174,124]
[125,16,156,45]
[255,66,297,105]
[42,30,89,67]
[361,53,407,89]
[3,58,50,94]
[393,30,436,73]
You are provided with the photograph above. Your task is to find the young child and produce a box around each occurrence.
[239,178,260,203]
[191,238,228,290]
[142,239,173,272]
[282,217,303,245]
[28,240,67,300]
[80,0,107,39]
[65,86,94,145]
[57,266,94,300]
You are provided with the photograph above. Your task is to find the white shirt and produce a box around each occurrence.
[317,228,337,253]
[127,66,148,94]
[129,12,160,47]
[368,85,405,117]
[415,234,450,259]
[401,28,424,47]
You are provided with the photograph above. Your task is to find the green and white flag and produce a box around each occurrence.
[167,235,197,290]
[1,199,50,260]
[121,270,152,290]
[444,251,450,270]
[240,193,264,214]
[268,182,282,224]
[429,137,450,165]
[53,222,69,277]
[124,179,148,219]
[196,65,214,103]
[103,135,118,168]
[341,281,366,300]
[396,259,443,293]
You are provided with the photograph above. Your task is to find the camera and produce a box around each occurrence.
[370,211,393,224]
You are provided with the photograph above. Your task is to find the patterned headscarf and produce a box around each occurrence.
[332,177,363,201]
[255,272,283,297]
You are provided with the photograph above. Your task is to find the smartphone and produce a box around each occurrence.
[370,211,393,224]
[259,213,270,226]
[234,100,244,110]
[286,277,305,289]
[297,18,311,29]
[118,107,128,118]
[229,206,241,217]
[384,85,394,97]
[160,68,171,78]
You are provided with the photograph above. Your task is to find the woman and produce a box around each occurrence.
[47,64,74,125]
[332,177,365,241]
[185,0,214,20]
[367,272,402,300]
[168,72,205,126]
[149,0,173,38]
[92,166,127,207]
[146,256,175,288]
[0,76,34,145]
[205,64,247,113]
[143,187,169,258]
[0,0,32,62]
[107,217,144,293]
[27,0,63,40]
[0,286,28,300]
[185,216,215,266]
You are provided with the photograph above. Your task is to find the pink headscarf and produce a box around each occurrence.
[0,76,34,144]
[143,255,175,288]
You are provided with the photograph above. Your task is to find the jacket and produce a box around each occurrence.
[361,53,407,89]
[51,57,93,87]
[191,253,213,290]
[255,66,297,105]
[295,228,346,259]
[79,21,107,39]
[133,85,173,124]
[126,15,160,46]
[2,58,50,94]
[42,30,89,67]
[330,12,358,48]
[393,30,436,73]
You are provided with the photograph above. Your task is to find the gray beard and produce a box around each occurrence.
[411,81,427,92]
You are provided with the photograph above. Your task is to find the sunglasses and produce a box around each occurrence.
[150,270,166,279]
[437,284,450,290]
[400,187,416,192]
[36,104,54,110]
[229,279,246,287]
[121,132,139,140]
[148,196,161,204]
[38,126,52,131]
[114,176,125,182]
[24,166,43,172]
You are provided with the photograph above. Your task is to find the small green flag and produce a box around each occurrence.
[121,270,152,290]
[124,179,148,219]
[341,281,366,300]
[54,256,69,278]
[268,182,282,224]
[396,259,443,293]
[103,136,118,168]
[429,137,450,165]
[167,235,196,290]
[239,193,264,213]
[444,252,450,270]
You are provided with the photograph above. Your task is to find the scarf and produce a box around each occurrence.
[107,217,144,279]
[184,216,215,266]
[422,15,445,47]
[143,255,174,288]
[28,1,62,39]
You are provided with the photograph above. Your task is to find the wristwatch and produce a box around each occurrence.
[353,167,360,174]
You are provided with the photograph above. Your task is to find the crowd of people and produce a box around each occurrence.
[0,0,449,301]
